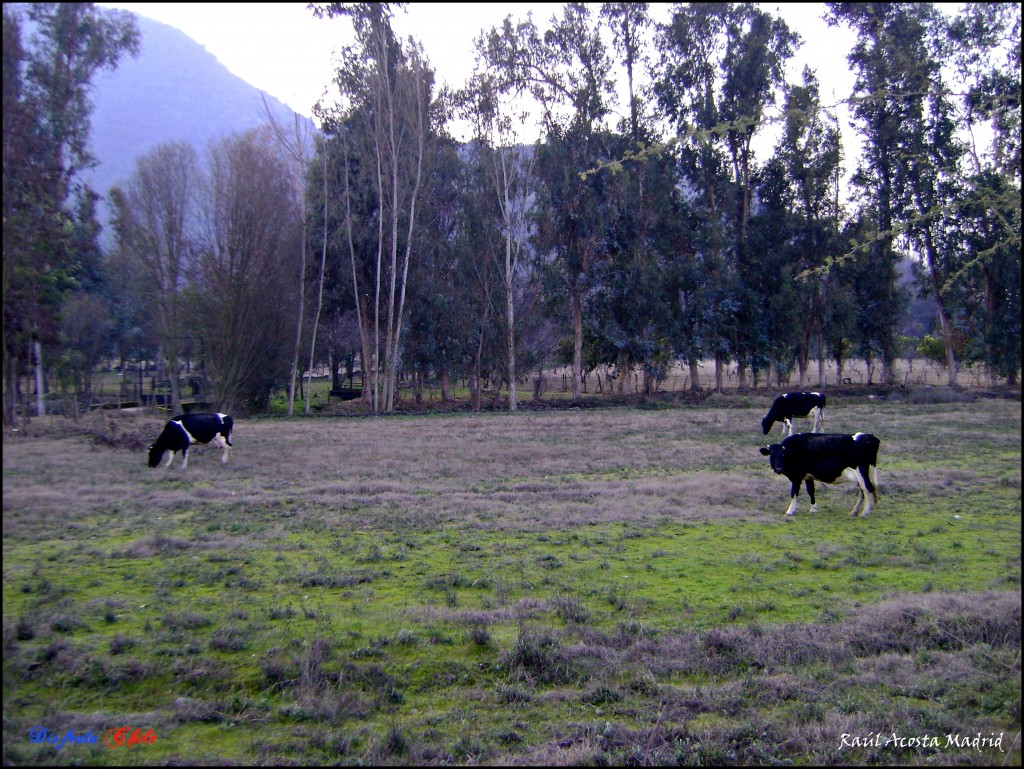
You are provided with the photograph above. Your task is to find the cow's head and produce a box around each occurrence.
[760,416,773,435]
[759,443,786,474]
[147,444,162,468]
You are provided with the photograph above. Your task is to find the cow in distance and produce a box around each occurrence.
[761,391,826,436]
[148,412,234,469]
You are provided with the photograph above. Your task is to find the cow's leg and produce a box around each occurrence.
[785,480,801,516]
[836,467,866,516]
[783,419,793,437]
[856,464,877,517]
[164,451,175,469]
[181,448,189,469]
[805,478,818,513]
[213,434,231,463]
[812,407,822,433]
[849,488,865,516]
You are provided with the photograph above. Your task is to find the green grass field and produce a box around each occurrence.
[3,397,1020,765]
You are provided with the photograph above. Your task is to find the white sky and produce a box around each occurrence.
[96,3,859,142]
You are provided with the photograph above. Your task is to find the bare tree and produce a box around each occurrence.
[110,141,199,414]
[259,94,315,416]
[194,129,301,412]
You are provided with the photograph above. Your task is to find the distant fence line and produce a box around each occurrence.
[539,357,1012,395]
[11,355,1015,420]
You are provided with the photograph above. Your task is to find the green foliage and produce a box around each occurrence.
[3,3,139,422]
[916,334,947,366]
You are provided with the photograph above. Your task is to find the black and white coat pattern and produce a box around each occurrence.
[761,391,826,436]
[148,412,233,469]
[759,432,880,517]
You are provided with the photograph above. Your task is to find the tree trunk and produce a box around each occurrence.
[921,228,958,387]
[288,222,306,417]
[4,350,18,427]
[33,340,46,417]
[817,327,826,386]
[506,235,517,412]
[168,357,182,416]
[571,290,583,402]
[440,365,451,402]
[358,294,375,408]
[470,369,480,411]
[617,349,629,394]
[983,266,996,386]
[688,359,701,392]
[305,152,330,415]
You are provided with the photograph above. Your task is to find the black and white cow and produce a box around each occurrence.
[761,391,826,436]
[148,412,233,469]
[759,432,880,517]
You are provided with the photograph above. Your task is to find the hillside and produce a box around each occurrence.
[81,10,314,233]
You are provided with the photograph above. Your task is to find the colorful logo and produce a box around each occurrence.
[104,726,158,749]
[29,725,157,750]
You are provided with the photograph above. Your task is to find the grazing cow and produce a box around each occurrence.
[759,432,880,517]
[761,391,826,436]
[148,412,233,469]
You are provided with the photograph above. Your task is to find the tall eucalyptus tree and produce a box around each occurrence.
[947,3,1020,385]
[478,3,616,402]
[597,2,682,395]
[775,67,843,386]
[313,2,436,412]
[720,3,798,390]
[460,70,538,411]
[825,2,932,384]
[653,3,735,392]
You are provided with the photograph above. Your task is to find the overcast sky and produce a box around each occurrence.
[95,3,859,137]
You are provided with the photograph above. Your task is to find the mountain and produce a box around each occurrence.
[82,10,314,233]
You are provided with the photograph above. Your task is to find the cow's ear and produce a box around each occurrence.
[759,447,770,456]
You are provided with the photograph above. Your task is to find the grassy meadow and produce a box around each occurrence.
[3,394,1021,765]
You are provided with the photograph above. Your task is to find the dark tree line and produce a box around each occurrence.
[304,2,1018,414]
[3,2,1019,424]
